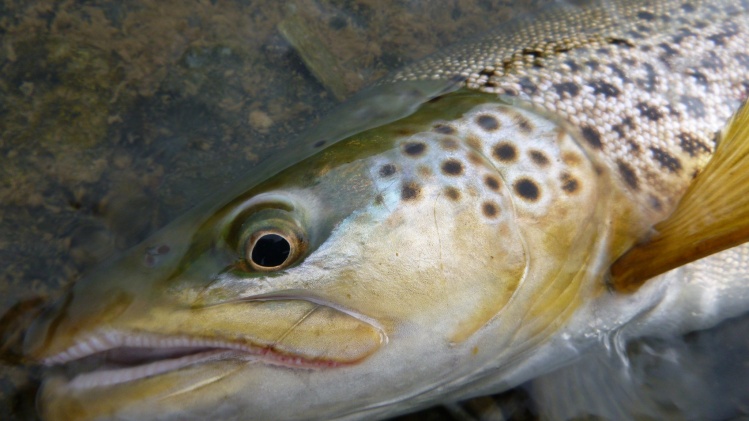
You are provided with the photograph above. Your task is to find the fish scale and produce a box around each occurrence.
[386,0,749,224]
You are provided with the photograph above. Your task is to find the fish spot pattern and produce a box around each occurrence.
[386,0,749,220]
[368,104,600,227]
[379,164,397,178]
[403,142,427,157]
[441,159,464,176]
[493,142,518,162]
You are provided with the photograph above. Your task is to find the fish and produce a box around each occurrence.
[17,0,749,419]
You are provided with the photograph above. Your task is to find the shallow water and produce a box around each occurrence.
[0,0,547,418]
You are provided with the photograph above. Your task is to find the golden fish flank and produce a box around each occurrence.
[20,0,749,420]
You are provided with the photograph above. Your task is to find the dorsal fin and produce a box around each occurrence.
[610,102,749,292]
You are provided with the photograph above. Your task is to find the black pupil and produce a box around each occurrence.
[251,234,291,267]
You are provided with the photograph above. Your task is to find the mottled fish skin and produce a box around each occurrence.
[386,0,749,223]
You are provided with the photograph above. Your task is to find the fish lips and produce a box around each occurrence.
[28,297,386,393]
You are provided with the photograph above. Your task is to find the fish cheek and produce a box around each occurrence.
[444,209,527,343]
[318,197,527,344]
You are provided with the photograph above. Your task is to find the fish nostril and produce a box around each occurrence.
[251,234,291,268]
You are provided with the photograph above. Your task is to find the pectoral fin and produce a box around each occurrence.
[610,102,749,292]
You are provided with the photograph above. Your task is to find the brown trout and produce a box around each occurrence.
[20,0,749,419]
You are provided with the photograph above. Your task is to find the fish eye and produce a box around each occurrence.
[250,233,291,268]
[244,227,305,272]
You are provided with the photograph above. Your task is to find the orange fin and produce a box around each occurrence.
[610,102,749,292]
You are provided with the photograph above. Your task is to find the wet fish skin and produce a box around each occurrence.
[388,0,749,223]
[21,1,749,420]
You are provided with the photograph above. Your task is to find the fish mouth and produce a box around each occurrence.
[43,331,352,390]
[33,298,386,390]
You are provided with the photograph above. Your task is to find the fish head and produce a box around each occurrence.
[24,92,641,420]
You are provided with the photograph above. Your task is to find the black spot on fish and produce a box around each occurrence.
[313,140,327,148]
[401,182,422,201]
[580,125,603,149]
[650,147,682,173]
[553,82,580,98]
[636,102,663,121]
[529,150,550,166]
[518,77,539,94]
[589,80,620,98]
[445,187,460,201]
[477,115,500,131]
[514,178,540,201]
[493,142,518,162]
[637,10,655,21]
[403,142,426,157]
[560,172,579,194]
[434,124,456,134]
[482,201,499,218]
[484,175,501,191]
[478,68,495,77]
[514,115,533,134]
[379,164,397,177]
[441,159,464,176]
[606,37,634,48]
[617,160,639,190]
[522,48,544,58]
[680,96,706,118]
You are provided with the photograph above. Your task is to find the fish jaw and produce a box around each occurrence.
[30,298,387,421]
